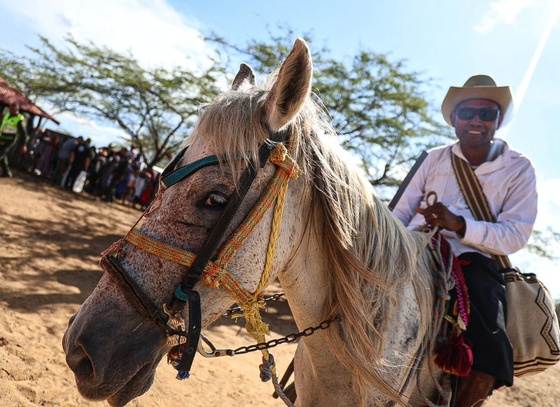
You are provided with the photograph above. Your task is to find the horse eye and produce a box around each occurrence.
[204,193,228,207]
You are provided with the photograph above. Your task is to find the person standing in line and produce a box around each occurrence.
[393,75,538,406]
[52,135,78,186]
[64,137,92,191]
[33,131,60,178]
[104,148,129,202]
[0,103,28,177]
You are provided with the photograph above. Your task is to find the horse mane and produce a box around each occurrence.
[187,73,435,405]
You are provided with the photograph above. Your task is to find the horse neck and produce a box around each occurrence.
[275,187,437,405]
[277,221,346,362]
[277,230,330,330]
[277,228,361,406]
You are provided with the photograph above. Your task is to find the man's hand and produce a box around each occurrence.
[416,202,466,236]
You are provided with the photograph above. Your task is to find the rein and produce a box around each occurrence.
[100,136,304,403]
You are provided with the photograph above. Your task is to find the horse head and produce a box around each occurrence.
[63,38,319,406]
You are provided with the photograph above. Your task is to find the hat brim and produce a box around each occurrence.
[441,86,514,128]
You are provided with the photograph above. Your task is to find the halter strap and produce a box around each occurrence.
[162,150,221,188]
[125,143,301,307]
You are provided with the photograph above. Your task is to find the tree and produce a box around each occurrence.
[1,36,226,168]
[526,228,560,261]
[208,29,453,197]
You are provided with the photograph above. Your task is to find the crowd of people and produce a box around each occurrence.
[1,103,159,210]
[25,129,160,210]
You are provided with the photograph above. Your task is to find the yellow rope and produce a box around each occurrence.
[235,144,300,364]
[257,174,290,294]
[243,180,288,365]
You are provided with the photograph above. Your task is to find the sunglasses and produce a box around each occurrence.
[456,107,500,122]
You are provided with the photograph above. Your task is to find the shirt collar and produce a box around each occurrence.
[453,138,511,175]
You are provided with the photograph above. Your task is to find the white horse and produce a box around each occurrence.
[63,38,455,406]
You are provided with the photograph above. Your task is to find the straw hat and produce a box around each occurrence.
[441,74,513,128]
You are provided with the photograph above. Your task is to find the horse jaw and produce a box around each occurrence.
[262,38,313,132]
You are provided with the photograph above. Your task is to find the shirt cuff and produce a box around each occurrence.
[460,217,480,244]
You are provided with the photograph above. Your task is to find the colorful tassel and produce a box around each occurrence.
[434,333,473,377]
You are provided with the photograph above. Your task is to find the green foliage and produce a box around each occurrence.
[0,50,36,96]
[526,228,560,261]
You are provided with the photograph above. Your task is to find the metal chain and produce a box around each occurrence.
[232,316,340,355]
[224,293,285,317]
[211,293,339,356]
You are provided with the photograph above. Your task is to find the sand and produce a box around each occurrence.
[1,171,559,406]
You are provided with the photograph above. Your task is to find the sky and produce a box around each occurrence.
[0,0,558,298]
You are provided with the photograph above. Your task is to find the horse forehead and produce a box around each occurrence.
[184,140,215,163]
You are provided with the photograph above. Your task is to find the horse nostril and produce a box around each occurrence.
[65,341,95,382]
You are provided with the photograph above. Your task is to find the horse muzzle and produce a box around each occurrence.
[62,273,168,404]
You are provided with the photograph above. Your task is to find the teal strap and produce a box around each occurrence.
[162,155,222,187]
[174,285,189,302]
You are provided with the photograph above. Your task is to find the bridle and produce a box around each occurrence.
[100,128,303,390]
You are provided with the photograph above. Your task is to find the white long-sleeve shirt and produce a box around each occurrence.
[393,139,538,258]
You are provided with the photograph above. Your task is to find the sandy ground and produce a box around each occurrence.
[1,170,559,407]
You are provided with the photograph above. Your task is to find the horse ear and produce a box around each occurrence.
[231,63,256,90]
[263,38,313,132]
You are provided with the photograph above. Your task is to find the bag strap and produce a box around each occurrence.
[388,150,428,211]
[450,149,511,269]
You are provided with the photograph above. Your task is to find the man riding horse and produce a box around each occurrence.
[393,75,538,406]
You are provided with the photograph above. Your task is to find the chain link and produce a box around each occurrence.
[231,316,340,355]
[207,293,339,356]
[224,292,286,317]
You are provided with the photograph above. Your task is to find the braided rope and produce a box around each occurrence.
[413,231,453,406]
[257,168,292,295]
[214,172,287,268]
[126,229,196,267]
[214,144,301,271]
[199,144,300,352]
[260,354,296,407]
[230,144,300,393]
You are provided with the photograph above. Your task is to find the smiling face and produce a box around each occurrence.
[451,98,502,152]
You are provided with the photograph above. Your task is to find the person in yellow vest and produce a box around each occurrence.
[0,103,28,177]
